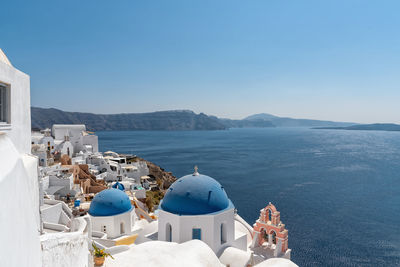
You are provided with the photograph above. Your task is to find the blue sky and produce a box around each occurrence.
[1,0,400,123]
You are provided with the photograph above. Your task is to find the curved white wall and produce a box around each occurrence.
[0,135,42,266]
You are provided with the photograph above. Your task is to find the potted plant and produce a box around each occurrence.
[92,242,114,266]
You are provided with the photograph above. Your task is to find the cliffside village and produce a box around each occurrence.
[1,48,297,267]
[31,123,163,221]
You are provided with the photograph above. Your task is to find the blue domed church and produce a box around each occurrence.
[158,168,247,255]
[89,188,136,239]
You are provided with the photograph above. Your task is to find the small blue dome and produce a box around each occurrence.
[89,189,132,216]
[160,173,232,215]
[112,182,125,191]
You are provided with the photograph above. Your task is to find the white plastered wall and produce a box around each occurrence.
[158,208,236,255]
[41,231,89,267]
[0,134,42,266]
[90,209,135,239]
[0,60,31,154]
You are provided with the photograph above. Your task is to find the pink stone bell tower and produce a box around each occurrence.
[250,203,291,259]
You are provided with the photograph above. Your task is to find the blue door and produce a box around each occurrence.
[192,228,201,240]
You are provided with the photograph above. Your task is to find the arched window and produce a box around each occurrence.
[120,222,125,234]
[221,223,227,244]
[166,223,172,242]
[268,209,272,222]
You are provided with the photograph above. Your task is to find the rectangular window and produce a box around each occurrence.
[192,228,201,240]
[120,222,125,234]
[0,83,9,123]
[221,223,227,244]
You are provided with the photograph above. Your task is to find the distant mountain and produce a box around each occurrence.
[31,107,227,131]
[219,118,275,128]
[314,123,400,132]
[31,108,363,131]
[244,113,355,127]
[244,113,279,121]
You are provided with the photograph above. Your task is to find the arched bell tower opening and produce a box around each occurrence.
[270,230,277,245]
[267,209,272,222]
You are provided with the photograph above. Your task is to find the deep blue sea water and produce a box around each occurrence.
[97,128,400,267]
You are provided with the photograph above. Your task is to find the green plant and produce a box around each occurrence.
[92,243,114,259]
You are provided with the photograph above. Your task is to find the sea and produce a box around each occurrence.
[97,127,400,267]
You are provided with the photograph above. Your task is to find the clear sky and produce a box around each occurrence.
[1,0,400,123]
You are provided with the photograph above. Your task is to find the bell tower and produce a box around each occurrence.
[250,203,290,259]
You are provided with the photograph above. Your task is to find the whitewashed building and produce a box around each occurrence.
[52,124,98,155]
[158,168,247,255]
[0,49,31,154]
[31,143,48,166]
[54,138,74,157]
[89,188,137,239]
[0,48,42,266]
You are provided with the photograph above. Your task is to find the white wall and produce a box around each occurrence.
[49,175,73,188]
[158,208,236,255]
[41,203,63,224]
[41,231,89,267]
[22,153,41,229]
[42,175,50,191]
[131,161,150,179]
[0,61,31,154]
[56,140,74,157]
[0,134,42,266]
[90,209,135,239]
[52,124,86,140]
[82,135,98,153]
[52,125,86,154]
[41,136,55,153]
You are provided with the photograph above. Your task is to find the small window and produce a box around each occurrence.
[102,225,107,233]
[221,223,227,244]
[120,222,125,234]
[0,83,10,123]
[166,223,172,242]
[192,228,201,240]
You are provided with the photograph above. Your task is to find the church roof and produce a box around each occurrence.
[112,182,125,191]
[89,188,132,216]
[160,171,233,215]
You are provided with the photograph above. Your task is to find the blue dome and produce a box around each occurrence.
[160,173,232,215]
[89,189,132,216]
[112,182,125,191]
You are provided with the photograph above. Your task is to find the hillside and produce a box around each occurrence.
[244,113,355,127]
[31,107,227,131]
[314,123,400,132]
[219,118,275,128]
[32,108,364,131]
